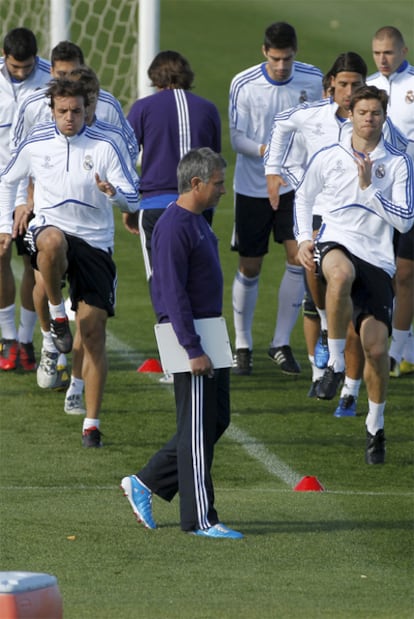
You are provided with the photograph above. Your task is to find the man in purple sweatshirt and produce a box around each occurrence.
[126,50,221,281]
[121,148,243,539]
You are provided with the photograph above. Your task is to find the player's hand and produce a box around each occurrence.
[0,233,12,255]
[95,173,116,197]
[122,211,139,235]
[12,204,33,238]
[297,239,316,272]
[190,354,214,378]
[354,151,373,190]
[266,174,288,210]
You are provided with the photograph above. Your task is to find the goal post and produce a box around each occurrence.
[1,0,160,108]
[138,0,160,100]
[50,0,71,47]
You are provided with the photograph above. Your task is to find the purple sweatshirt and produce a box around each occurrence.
[127,89,221,198]
[151,202,223,359]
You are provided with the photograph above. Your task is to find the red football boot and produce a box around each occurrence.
[19,342,36,371]
[0,339,19,370]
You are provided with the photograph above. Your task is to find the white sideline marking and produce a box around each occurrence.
[225,425,302,487]
[106,331,146,367]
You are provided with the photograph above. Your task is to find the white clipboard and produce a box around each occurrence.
[154,317,233,374]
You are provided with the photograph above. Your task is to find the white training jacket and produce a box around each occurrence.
[367,61,414,140]
[0,122,139,251]
[17,116,140,206]
[0,56,51,169]
[28,116,138,170]
[294,134,414,277]
[10,86,138,164]
[264,97,409,192]
[229,61,323,197]
[264,98,349,189]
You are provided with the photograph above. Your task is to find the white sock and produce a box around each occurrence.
[83,418,100,432]
[66,376,84,397]
[340,377,361,398]
[402,328,414,363]
[0,304,17,340]
[232,271,259,350]
[48,301,66,320]
[18,307,37,344]
[365,401,385,436]
[316,308,328,332]
[41,329,59,354]
[327,338,346,372]
[308,355,325,382]
[271,263,304,347]
[389,328,411,363]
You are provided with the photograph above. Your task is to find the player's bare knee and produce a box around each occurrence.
[37,227,67,254]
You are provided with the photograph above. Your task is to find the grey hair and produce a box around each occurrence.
[177,148,226,194]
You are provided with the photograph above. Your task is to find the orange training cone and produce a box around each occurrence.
[137,358,163,373]
[293,476,325,492]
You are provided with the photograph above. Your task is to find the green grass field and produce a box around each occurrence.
[1,1,414,618]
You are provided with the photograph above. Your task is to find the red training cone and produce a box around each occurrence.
[137,358,163,373]
[293,476,325,492]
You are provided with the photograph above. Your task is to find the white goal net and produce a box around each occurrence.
[1,0,142,110]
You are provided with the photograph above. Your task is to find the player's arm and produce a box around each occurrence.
[12,176,34,238]
[294,153,324,269]
[0,147,30,237]
[95,173,116,197]
[122,211,139,235]
[297,239,315,272]
[359,154,414,233]
[264,110,299,209]
[230,127,265,158]
[265,173,288,211]
[95,141,140,213]
[228,81,265,158]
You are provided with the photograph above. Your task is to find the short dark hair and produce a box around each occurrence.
[148,50,194,90]
[51,41,84,66]
[69,66,100,95]
[3,27,37,60]
[373,26,406,47]
[177,148,226,194]
[350,85,388,115]
[47,78,89,109]
[263,22,297,51]
[326,52,367,80]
